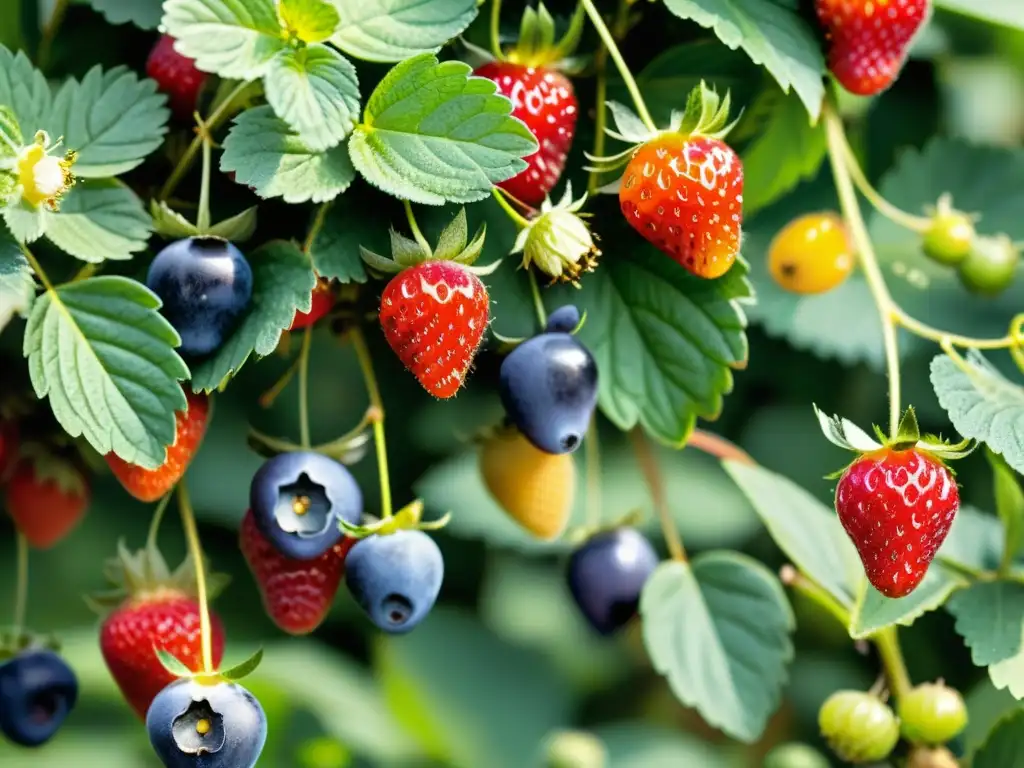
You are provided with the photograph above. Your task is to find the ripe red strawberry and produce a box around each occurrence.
[816,0,930,96]
[619,133,744,279]
[93,544,227,719]
[836,447,958,598]
[5,445,90,549]
[290,279,335,331]
[239,509,355,635]
[105,390,210,502]
[146,34,206,121]
[475,62,577,206]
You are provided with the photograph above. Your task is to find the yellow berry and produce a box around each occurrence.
[768,212,854,295]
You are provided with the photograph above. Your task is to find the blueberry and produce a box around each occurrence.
[345,530,444,634]
[567,528,659,635]
[0,648,78,747]
[499,332,598,454]
[146,678,266,768]
[544,305,581,334]
[250,451,362,560]
[146,237,254,358]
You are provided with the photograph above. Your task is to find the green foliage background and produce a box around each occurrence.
[0,0,1023,766]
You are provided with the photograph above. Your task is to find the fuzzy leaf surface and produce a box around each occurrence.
[0,47,50,135]
[329,0,478,63]
[43,180,151,263]
[0,224,33,332]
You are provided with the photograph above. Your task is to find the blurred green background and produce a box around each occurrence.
[1,0,1024,765]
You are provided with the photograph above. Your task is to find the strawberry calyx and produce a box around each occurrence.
[0,629,61,660]
[339,499,451,539]
[154,646,264,683]
[359,206,499,278]
[510,182,600,285]
[495,1,586,73]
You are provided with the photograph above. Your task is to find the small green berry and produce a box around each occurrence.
[763,742,831,768]
[898,682,968,746]
[922,199,975,266]
[957,234,1019,296]
[819,690,900,764]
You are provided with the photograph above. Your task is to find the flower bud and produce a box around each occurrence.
[512,183,599,284]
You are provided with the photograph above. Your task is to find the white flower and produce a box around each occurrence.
[512,183,599,284]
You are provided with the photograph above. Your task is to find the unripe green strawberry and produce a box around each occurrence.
[763,742,830,768]
[819,690,900,764]
[957,234,1019,297]
[898,682,968,746]
[922,196,974,266]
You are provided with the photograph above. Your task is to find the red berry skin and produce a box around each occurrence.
[239,509,354,635]
[289,282,334,331]
[100,593,225,719]
[619,134,744,279]
[5,461,89,549]
[146,35,206,121]
[474,62,577,206]
[835,448,959,598]
[815,0,929,97]
[105,391,210,503]
[378,261,489,399]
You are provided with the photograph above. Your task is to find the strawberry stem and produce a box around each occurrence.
[297,325,313,449]
[874,627,912,700]
[580,0,656,133]
[303,202,330,254]
[403,200,433,259]
[350,327,393,519]
[630,428,686,562]
[19,243,57,295]
[10,532,28,636]
[687,429,757,466]
[195,118,212,233]
[176,483,214,674]
[258,351,302,408]
[527,269,547,329]
[588,0,633,197]
[491,187,531,229]
[145,491,174,552]
[779,565,850,628]
[489,0,504,60]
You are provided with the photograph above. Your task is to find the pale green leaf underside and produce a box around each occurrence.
[349,54,537,205]
[663,0,825,120]
[47,65,168,178]
[23,276,189,469]
[190,240,316,392]
[0,47,50,136]
[948,580,1024,698]
[221,106,356,204]
[0,224,33,331]
[264,44,360,151]
[44,180,151,263]
[849,568,965,639]
[641,553,794,743]
[162,0,286,80]
[930,352,1024,476]
[724,460,862,608]
[86,0,163,29]
[3,201,47,244]
[329,0,478,63]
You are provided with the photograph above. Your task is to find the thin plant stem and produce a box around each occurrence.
[491,187,531,228]
[489,0,504,59]
[196,121,212,232]
[71,263,98,283]
[687,429,756,465]
[579,0,656,132]
[779,565,850,628]
[350,327,393,519]
[11,533,28,634]
[874,627,912,699]
[36,0,69,71]
[259,352,302,408]
[587,0,633,196]
[298,325,313,449]
[20,244,57,294]
[630,428,685,561]
[404,200,432,256]
[584,415,602,527]
[304,203,330,254]
[527,269,547,329]
[146,492,174,552]
[177,483,213,673]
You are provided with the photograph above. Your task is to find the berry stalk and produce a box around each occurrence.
[874,627,911,699]
[779,565,850,628]
[527,269,547,330]
[175,483,214,674]
[145,492,174,552]
[350,327,393,519]
[630,428,685,562]
[588,0,634,197]
[297,325,313,449]
[195,120,213,233]
[489,0,504,62]
[11,532,28,634]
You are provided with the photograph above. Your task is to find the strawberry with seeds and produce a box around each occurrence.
[91,542,227,719]
[360,207,496,399]
[146,35,207,121]
[105,389,210,503]
[474,3,584,206]
[5,443,90,549]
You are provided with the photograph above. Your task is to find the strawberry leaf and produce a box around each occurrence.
[308,195,390,284]
[220,647,263,680]
[85,0,163,29]
[220,106,356,204]
[848,568,966,640]
[988,450,1024,574]
[23,276,189,469]
[947,581,1024,698]
[43,180,151,263]
[641,553,794,743]
[348,53,538,205]
[263,44,360,152]
[278,0,340,43]
[2,200,47,243]
[0,47,51,137]
[974,709,1024,768]
[0,225,33,333]
[329,0,478,63]
[154,648,195,678]
[933,0,1024,31]
[190,240,316,392]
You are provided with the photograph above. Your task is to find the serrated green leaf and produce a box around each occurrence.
[221,647,263,680]
[43,179,151,263]
[935,0,1024,30]
[329,0,478,63]
[3,199,47,243]
[641,552,794,743]
[662,0,825,120]
[0,224,33,332]
[190,240,315,392]
[948,581,1024,698]
[723,460,862,608]
[46,65,168,178]
[221,105,356,204]
[150,200,200,239]
[931,352,1024,476]
[155,648,193,677]
[23,276,189,469]
[973,708,1024,768]
[741,86,825,216]
[86,0,163,29]
[566,241,750,446]
[989,450,1024,572]
[348,54,537,205]
[0,47,50,136]
[0,105,22,156]
[278,0,340,43]
[264,44,359,151]
[162,0,287,80]
[849,568,965,640]
[207,206,258,242]
[308,197,383,284]
[940,505,1005,573]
